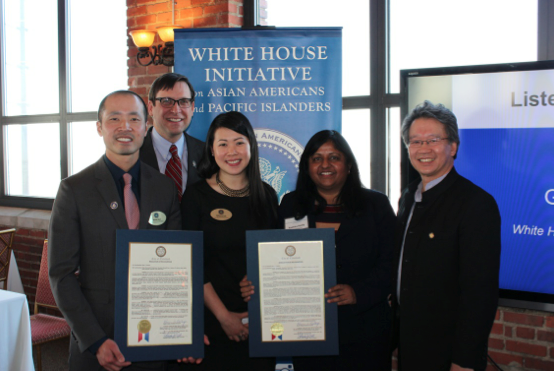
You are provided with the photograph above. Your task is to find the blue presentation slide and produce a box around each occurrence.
[452,70,554,295]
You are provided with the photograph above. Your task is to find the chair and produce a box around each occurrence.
[0,228,16,290]
[31,239,71,371]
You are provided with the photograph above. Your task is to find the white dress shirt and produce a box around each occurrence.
[151,127,189,193]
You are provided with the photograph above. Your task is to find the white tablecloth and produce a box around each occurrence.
[8,251,25,294]
[0,290,35,371]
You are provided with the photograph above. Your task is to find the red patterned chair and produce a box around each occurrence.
[31,239,71,371]
[0,228,16,290]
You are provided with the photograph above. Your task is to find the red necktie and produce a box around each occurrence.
[165,145,183,200]
[123,173,140,229]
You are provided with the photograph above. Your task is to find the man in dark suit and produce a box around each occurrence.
[392,101,501,371]
[140,73,205,198]
[49,90,200,370]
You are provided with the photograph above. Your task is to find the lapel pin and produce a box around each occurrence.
[110,201,118,210]
[429,232,435,239]
[192,160,197,168]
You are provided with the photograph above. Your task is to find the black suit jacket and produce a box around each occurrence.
[48,157,181,370]
[391,168,501,371]
[279,190,396,347]
[140,127,205,188]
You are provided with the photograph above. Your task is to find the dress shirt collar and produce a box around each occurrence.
[415,171,450,202]
[103,154,140,181]
[102,154,141,206]
[151,126,186,160]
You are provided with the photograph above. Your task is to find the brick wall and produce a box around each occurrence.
[487,307,554,370]
[127,0,245,114]
[391,307,554,371]
[1,224,47,313]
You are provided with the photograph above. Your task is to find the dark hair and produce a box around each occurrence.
[148,73,196,104]
[295,130,364,217]
[97,90,148,122]
[402,100,460,159]
[198,111,277,223]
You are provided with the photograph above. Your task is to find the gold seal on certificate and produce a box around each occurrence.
[138,320,152,334]
[271,323,284,340]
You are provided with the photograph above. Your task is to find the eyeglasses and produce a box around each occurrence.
[407,137,450,148]
[155,97,193,108]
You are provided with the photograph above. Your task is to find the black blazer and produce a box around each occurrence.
[391,168,501,371]
[140,127,205,188]
[279,189,396,345]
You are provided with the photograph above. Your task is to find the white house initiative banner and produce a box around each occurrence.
[175,28,342,201]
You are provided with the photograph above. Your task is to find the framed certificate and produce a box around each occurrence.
[246,229,338,357]
[114,230,204,362]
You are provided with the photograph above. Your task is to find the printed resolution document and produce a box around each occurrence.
[127,243,192,347]
[258,241,325,342]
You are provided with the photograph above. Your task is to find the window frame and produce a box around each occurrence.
[0,0,97,209]
[0,0,552,210]
[248,0,554,197]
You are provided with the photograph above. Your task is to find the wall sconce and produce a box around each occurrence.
[130,25,184,67]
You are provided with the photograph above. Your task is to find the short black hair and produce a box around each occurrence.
[148,73,195,104]
[97,90,148,122]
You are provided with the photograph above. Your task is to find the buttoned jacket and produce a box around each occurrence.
[391,168,501,371]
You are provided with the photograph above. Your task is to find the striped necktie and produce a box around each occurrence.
[165,144,183,200]
[123,173,140,229]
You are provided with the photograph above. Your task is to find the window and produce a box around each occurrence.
[264,0,371,186]
[257,0,544,210]
[0,0,126,208]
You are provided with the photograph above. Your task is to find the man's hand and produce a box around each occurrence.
[450,363,473,371]
[324,284,357,305]
[240,275,255,302]
[96,339,131,371]
[177,335,211,364]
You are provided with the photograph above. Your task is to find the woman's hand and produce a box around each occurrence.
[325,284,357,305]
[176,335,210,364]
[240,275,255,302]
[220,311,249,342]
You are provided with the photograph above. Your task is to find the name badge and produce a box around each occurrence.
[210,208,232,221]
[284,216,309,230]
[148,211,167,226]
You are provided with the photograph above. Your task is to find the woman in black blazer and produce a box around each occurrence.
[242,130,396,370]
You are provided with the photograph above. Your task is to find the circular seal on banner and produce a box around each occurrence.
[156,246,166,257]
[271,323,284,337]
[137,320,151,334]
[255,129,304,203]
[285,245,296,257]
